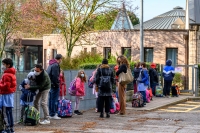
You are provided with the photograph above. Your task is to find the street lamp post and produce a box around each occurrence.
[140,0,144,62]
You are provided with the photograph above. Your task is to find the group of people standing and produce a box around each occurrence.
[0,52,175,132]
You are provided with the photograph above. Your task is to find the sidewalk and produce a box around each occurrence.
[126,95,197,111]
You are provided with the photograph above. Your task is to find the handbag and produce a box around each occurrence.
[118,68,134,85]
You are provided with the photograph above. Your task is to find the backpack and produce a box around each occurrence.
[155,85,163,97]
[68,79,77,96]
[146,90,150,103]
[99,69,111,91]
[88,76,94,88]
[24,105,40,125]
[57,99,73,117]
[132,92,144,107]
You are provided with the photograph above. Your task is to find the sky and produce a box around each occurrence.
[132,0,186,21]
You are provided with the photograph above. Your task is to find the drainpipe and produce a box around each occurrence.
[140,0,144,62]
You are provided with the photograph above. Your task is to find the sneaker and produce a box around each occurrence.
[39,119,50,125]
[95,108,98,113]
[77,110,83,115]
[74,110,82,115]
[10,128,15,133]
[106,113,110,118]
[50,114,61,120]
[100,113,104,118]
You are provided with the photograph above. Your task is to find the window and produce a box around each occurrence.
[144,48,153,62]
[166,48,178,65]
[104,47,111,59]
[84,48,87,53]
[122,47,131,59]
[91,47,97,53]
[51,49,57,59]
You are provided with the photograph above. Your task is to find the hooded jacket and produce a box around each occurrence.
[95,64,114,96]
[162,59,175,81]
[46,59,60,88]
[0,67,16,94]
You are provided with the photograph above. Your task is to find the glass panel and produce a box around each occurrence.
[122,47,131,60]
[166,48,178,66]
[104,47,111,59]
[144,48,153,62]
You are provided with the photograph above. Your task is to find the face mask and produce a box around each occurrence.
[34,71,40,76]
[1,66,6,71]
[81,74,84,77]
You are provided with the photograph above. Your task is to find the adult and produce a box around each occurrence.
[116,55,130,115]
[133,62,141,94]
[25,64,51,125]
[149,63,158,96]
[47,54,62,119]
[162,59,175,98]
[137,62,149,105]
[95,59,114,118]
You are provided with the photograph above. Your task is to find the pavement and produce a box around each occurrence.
[127,95,197,111]
[15,94,200,133]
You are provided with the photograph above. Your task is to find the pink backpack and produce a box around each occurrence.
[68,79,77,96]
[146,90,150,103]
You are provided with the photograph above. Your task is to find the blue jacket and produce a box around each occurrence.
[20,80,36,102]
[162,60,175,81]
[139,68,149,86]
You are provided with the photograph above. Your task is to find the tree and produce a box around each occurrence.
[18,0,56,37]
[93,10,139,30]
[0,0,19,59]
[42,0,118,58]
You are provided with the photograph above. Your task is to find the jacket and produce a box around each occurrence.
[133,68,140,83]
[75,77,85,96]
[95,64,114,96]
[29,70,51,92]
[59,73,66,96]
[162,60,175,81]
[139,68,149,86]
[46,59,60,88]
[149,68,158,84]
[116,64,127,76]
[19,79,36,102]
[0,67,16,94]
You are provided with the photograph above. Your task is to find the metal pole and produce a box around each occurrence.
[140,0,144,62]
[192,66,194,95]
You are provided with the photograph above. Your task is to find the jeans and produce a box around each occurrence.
[139,91,146,104]
[150,82,157,96]
[163,80,172,96]
[2,107,13,128]
[49,88,60,117]
[34,89,50,119]
[98,96,111,113]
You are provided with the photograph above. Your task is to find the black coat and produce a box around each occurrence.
[133,68,140,83]
[149,68,158,84]
[95,64,114,96]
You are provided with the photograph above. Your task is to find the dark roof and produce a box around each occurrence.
[133,6,194,29]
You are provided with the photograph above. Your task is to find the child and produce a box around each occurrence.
[74,70,86,115]
[59,70,66,100]
[19,72,37,123]
[114,65,119,101]
[90,64,101,112]
[137,62,149,105]
[0,58,16,133]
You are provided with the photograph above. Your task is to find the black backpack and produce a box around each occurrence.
[99,69,111,91]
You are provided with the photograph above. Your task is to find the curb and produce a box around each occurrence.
[127,96,200,111]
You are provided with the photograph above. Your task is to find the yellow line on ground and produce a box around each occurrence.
[185,105,200,112]
[176,104,197,107]
[185,101,200,104]
[167,106,192,109]
[158,109,186,112]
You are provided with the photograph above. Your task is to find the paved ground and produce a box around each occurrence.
[15,95,200,133]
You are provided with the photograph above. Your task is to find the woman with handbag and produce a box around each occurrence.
[116,55,130,115]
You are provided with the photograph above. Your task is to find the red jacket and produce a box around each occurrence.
[75,77,85,96]
[59,73,66,96]
[0,67,17,94]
